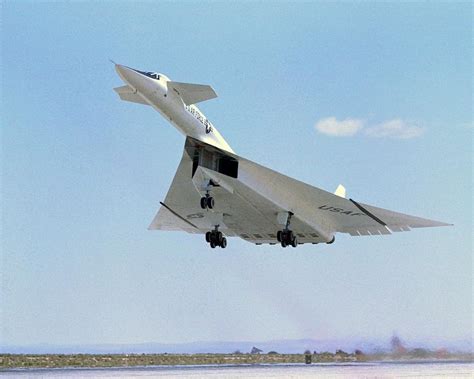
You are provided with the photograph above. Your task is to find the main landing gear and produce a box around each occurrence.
[277,230,298,248]
[205,227,227,249]
[276,212,298,248]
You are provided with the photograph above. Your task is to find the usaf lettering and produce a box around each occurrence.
[318,205,365,217]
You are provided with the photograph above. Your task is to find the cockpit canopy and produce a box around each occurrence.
[133,69,160,80]
[146,72,160,79]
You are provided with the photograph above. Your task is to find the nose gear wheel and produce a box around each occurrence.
[200,194,215,210]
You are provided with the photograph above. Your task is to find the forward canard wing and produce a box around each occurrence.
[113,85,149,105]
[167,81,217,105]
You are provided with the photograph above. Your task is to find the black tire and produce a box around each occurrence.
[291,236,298,248]
[205,231,211,243]
[220,237,227,248]
[287,230,294,242]
[207,196,215,209]
[200,197,207,209]
[210,240,216,248]
[217,231,223,243]
[281,240,287,248]
[326,236,335,244]
[277,231,282,242]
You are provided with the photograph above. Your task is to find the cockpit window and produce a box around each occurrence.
[133,69,160,80]
[146,72,160,79]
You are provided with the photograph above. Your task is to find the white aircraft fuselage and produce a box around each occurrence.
[115,65,234,154]
[114,63,450,249]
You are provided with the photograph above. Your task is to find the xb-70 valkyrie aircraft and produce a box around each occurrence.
[114,64,450,249]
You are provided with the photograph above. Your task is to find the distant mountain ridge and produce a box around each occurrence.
[2,337,472,354]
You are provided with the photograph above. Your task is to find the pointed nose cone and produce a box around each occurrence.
[114,63,158,96]
[115,64,135,83]
[114,63,124,75]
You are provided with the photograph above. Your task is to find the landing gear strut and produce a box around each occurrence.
[205,226,227,248]
[276,212,298,248]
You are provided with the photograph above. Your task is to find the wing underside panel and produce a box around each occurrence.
[148,144,329,244]
[149,138,450,244]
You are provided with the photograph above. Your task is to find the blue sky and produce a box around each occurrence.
[2,2,472,348]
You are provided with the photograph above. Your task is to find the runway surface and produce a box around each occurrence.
[2,361,473,378]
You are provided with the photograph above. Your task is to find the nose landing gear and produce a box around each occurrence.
[205,226,227,248]
[200,181,218,210]
[200,193,215,210]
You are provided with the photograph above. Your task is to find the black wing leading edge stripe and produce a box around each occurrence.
[159,201,198,229]
[349,199,387,226]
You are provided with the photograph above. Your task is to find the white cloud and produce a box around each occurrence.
[364,119,424,139]
[314,117,364,137]
[314,116,425,139]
